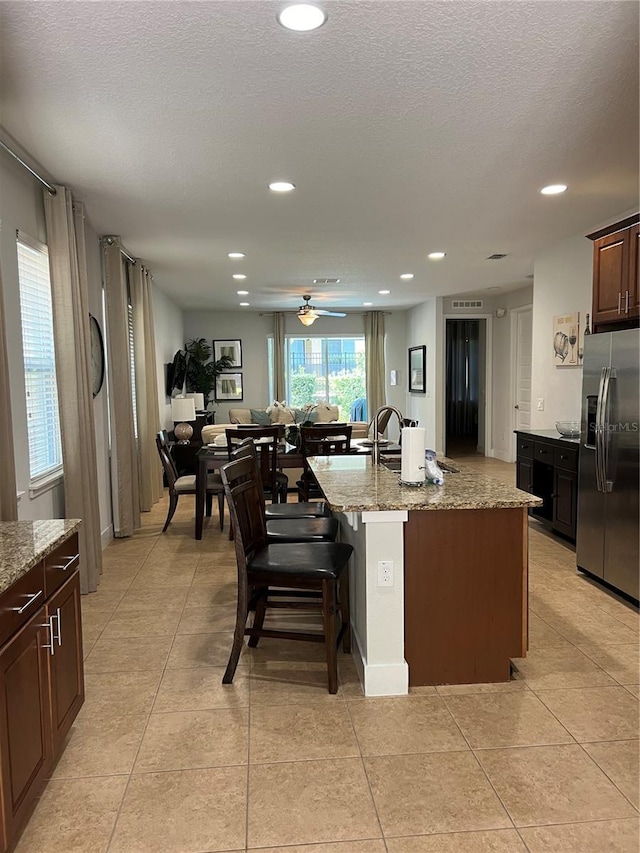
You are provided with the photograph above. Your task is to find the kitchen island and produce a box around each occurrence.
[308,456,542,696]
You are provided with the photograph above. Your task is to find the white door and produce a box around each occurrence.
[512,307,533,451]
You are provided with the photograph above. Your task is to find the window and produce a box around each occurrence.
[16,233,63,482]
[269,335,366,420]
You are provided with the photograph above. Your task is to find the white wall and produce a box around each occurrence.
[153,284,185,430]
[405,298,443,453]
[530,236,593,428]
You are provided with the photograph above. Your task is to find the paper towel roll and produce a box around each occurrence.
[401,427,426,484]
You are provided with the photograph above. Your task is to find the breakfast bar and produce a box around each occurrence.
[308,456,542,696]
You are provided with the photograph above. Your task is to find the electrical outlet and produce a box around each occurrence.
[537,398,545,412]
[377,560,394,587]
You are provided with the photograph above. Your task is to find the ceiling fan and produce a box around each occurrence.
[297,294,346,327]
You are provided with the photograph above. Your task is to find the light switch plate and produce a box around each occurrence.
[537,398,545,411]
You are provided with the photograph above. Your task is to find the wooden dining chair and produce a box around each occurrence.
[156,432,225,532]
[226,425,289,503]
[297,423,353,502]
[220,455,352,693]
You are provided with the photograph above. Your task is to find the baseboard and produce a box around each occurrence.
[491,449,513,463]
[101,524,114,550]
[351,629,409,696]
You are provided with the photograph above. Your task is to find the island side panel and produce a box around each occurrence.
[404,507,528,686]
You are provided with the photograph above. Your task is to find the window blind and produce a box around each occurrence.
[16,235,63,481]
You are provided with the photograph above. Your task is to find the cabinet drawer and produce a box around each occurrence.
[44,534,80,598]
[516,437,533,459]
[554,446,578,472]
[0,563,46,648]
[534,441,554,463]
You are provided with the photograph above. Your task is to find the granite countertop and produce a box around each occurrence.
[308,456,543,513]
[0,519,82,595]
[515,428,581,445]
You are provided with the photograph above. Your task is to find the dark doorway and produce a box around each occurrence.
[446,319,482,457]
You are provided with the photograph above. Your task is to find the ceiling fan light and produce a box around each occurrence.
[298,311,317,327]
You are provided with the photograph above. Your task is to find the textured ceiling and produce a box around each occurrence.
[1,1,638,312]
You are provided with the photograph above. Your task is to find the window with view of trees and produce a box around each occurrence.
[269,336,366,421]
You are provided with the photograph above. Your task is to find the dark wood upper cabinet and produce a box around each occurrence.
[588,216,639,331]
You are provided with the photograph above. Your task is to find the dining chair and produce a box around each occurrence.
[220,454,352,693]
[297,423,353,502]
[226,425,288,503]
[156,432,225,532]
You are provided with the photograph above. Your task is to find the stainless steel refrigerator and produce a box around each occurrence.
[577,328,639,601]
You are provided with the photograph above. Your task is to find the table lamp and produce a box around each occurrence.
[171,397,197,444]
[185,392,205,411]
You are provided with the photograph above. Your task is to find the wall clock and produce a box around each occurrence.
[89,313,105,398]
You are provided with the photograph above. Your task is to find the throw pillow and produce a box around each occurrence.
[278,407,296,425]
[294,408,318,424]
[250,409,271,426]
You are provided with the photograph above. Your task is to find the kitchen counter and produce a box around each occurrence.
[0,519,82,595]
[515,428,580,445]
[308,455,542,513]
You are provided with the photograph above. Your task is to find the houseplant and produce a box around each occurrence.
[183,338,233,409]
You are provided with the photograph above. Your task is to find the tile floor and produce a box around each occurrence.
[16,457,639,853]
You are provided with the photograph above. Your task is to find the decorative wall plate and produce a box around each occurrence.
[89,313,105,397]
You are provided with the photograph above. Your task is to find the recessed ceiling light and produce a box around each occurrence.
[379,290,390,295]
[237,290,249,295]
[232,274,247,280]
[428,252,446,260]
[228,252,245,259]
[400,273,414,280]
[269,181,296,192]
[277,3,327,32]
[363,302,373,306]
[239,302,250,307]
[540,184,567,195]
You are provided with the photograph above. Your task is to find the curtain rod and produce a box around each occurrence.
[0,138,57,195]
[103,236,136,265]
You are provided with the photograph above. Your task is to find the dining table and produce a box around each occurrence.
[194,439,400,539]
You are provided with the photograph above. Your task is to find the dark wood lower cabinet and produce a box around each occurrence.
[552,468,578,539]
[0,555,84,853]
[516,458,533,493]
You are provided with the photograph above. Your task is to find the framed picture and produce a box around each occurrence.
[213,339,242,368]
[553,313,581,367]
[408,345,426,393]
[216,372,243,401]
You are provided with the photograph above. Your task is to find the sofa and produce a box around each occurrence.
[201,403,369,445]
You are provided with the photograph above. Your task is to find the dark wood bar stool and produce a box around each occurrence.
[226,425,288,503]
[297,424,353,502]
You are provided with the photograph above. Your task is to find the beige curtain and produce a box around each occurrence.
[364,311,386,420]
[43,188,102,592]
[131,264,162,511]
[273,312,286,402]
[0,261,18,521]
[103,238,140,536]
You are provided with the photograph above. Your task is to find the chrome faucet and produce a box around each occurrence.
[370,405,406,465]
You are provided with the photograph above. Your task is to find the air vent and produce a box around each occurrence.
[486,253,508,260]
[452,300,483,309]
[313,278,340,284]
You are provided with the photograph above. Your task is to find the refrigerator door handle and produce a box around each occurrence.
[602,367,615,492]
[595,367,607,492]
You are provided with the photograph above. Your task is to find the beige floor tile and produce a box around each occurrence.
[95,565,138,592]
[435,678,528,696]
[134,708,248,772]
[596,596,640,631]
[528,613,573,649]
[85,635,173,673]
[348,696,467,755]
[81,671,162,718]
[583,740,640,808]
[153,665,250,712]
[252,843,386,853]
[477,744,637,826]
[365,751,510,837]
[511,646,616,690]
[519,817,640,852]
[443,691,573,749]
[579,642,640,684]
[80,589,126,614]
[14,775,127,853]
[185,579,237,607]
[109,766,247,853]
[248,636,331,664]
[535,686,639,742]
[81,609,112,634]
[166,631,243,668]
[51,714,147,778]
[248,758,381,848]
[250,702,359,762]
[541,604,639,645]
[385,829,527,852]
[192,562,238,585]
[130,562,197,588]
[250,661,344,706]
[115,585,189,610]
[625,684,640,697]
[100,607,181,639]
[176,604,237,634]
